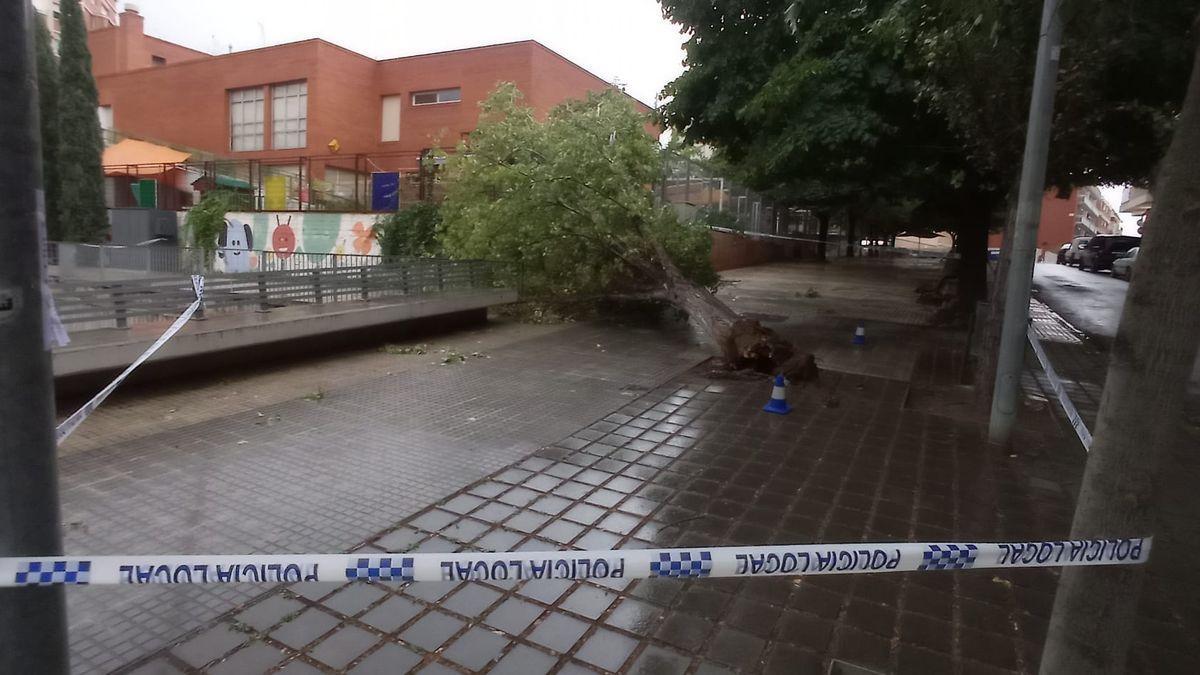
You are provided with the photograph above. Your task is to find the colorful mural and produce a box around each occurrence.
[182,211,382,273]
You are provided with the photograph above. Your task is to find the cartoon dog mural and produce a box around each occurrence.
[217,217,254,273]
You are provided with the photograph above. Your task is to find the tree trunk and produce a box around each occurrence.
[648,240,816,379]
[816,211,830,262]
[1039,38,1200,674]
[957,221,989,309]
[845,208,857,258]
[975,189,1019,400]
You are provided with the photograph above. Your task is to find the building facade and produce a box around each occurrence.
[88,6,649,208]
[988,186,1122,253]
[32,0,118,48]
[1120,186,1152,234]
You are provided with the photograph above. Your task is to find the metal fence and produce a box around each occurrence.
[51,258,502,331]
[657,152,843,252]
[103,150,448,213]
[48,242,387,281]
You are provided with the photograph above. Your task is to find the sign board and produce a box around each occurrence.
[371,172,400,212]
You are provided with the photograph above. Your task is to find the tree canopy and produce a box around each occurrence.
[34,18,62,240]
[662,0,1195,210]
[440,83,717,298]
[373,202,443,258]
[57,0,108,242]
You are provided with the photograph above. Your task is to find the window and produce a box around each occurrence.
[151,55,166,66]
[380,95,402,142]
[229,86,264,151]
[272,81,308,150]
[411,88,461,106]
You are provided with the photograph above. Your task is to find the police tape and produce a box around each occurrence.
[1027,326,1093,451]
[0,537,1150,587]
[56,276,205,445]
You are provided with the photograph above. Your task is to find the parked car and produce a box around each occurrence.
[1111,247,1139,280]
[1080,235,1141,272]
[1065,236,1091,266]
[1056,243,1071,264]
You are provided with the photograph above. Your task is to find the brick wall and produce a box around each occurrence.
[91,19,653,173]
[709,230,817,271]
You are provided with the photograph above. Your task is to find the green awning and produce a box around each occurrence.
[215,174,252,190]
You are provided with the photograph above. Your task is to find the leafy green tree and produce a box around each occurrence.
[184,191,234,270]
[662,0,1000,283]
[34,18,62,240]
[877,0,1195,192]
[660,0,1194,304]
[441,84,807,373]
[57,0,108,242]
[373,202,443,258]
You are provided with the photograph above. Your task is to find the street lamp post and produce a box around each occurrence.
[989,0,1064,446]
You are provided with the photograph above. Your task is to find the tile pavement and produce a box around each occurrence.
[120,358,1197,674]
[63,260,1200,673]
[59,320,706,673]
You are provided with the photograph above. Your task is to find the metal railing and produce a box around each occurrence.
[47,242,389,280]
[51,259,502,330]
[102,150,449,213]
[657,151,844,251]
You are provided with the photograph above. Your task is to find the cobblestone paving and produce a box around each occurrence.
[116,366,1082,675]
[60,320,706,674]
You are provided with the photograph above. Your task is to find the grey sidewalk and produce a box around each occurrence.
[59,319,707,673]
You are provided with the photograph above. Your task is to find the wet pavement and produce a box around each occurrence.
[60,259,1200,673]
[124,357,1197,674]
[58,320,707,673]
[1032,262,1127,341]
[128,369,1043,674]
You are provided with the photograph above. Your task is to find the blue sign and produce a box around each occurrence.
[371,172,400,211]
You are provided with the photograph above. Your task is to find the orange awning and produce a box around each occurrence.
[102,139,191,176]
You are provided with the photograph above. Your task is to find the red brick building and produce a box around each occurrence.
[90,8,649,157]
[988,186,1122,255]
[89,7,651,207]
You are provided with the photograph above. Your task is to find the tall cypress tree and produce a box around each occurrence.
[34,18,63,240]
[57,0,108,242]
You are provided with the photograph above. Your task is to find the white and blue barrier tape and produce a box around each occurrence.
[55,276,204,445]
[0,537,1149,587]
[1027,326,1093,451]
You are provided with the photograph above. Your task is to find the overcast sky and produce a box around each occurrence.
[126,0,687,108]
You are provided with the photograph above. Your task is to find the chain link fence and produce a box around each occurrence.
[657,151,846,253]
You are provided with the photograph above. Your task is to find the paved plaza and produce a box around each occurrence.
[52,259,1198,673]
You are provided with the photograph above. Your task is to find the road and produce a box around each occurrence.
[1032,260,1128,339]
[1033,258,1200,391]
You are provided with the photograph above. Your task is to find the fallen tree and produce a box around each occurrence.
[439,85,815,380]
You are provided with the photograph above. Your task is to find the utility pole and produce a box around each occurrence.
[988,0,1063,445]
[0,4,71,674]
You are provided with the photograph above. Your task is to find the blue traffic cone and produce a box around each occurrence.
[852,323,866,345]
[763,374,791,415]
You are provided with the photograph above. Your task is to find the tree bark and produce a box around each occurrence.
[845,208,857,258]
[957,221,989,309]
[975,189,1019,399]
[1039,37,1200,674]
[816,211,830,262]
[648,240,815,378]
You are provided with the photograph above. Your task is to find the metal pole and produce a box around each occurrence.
[0,5,71,673]
[988,0,1063,446]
